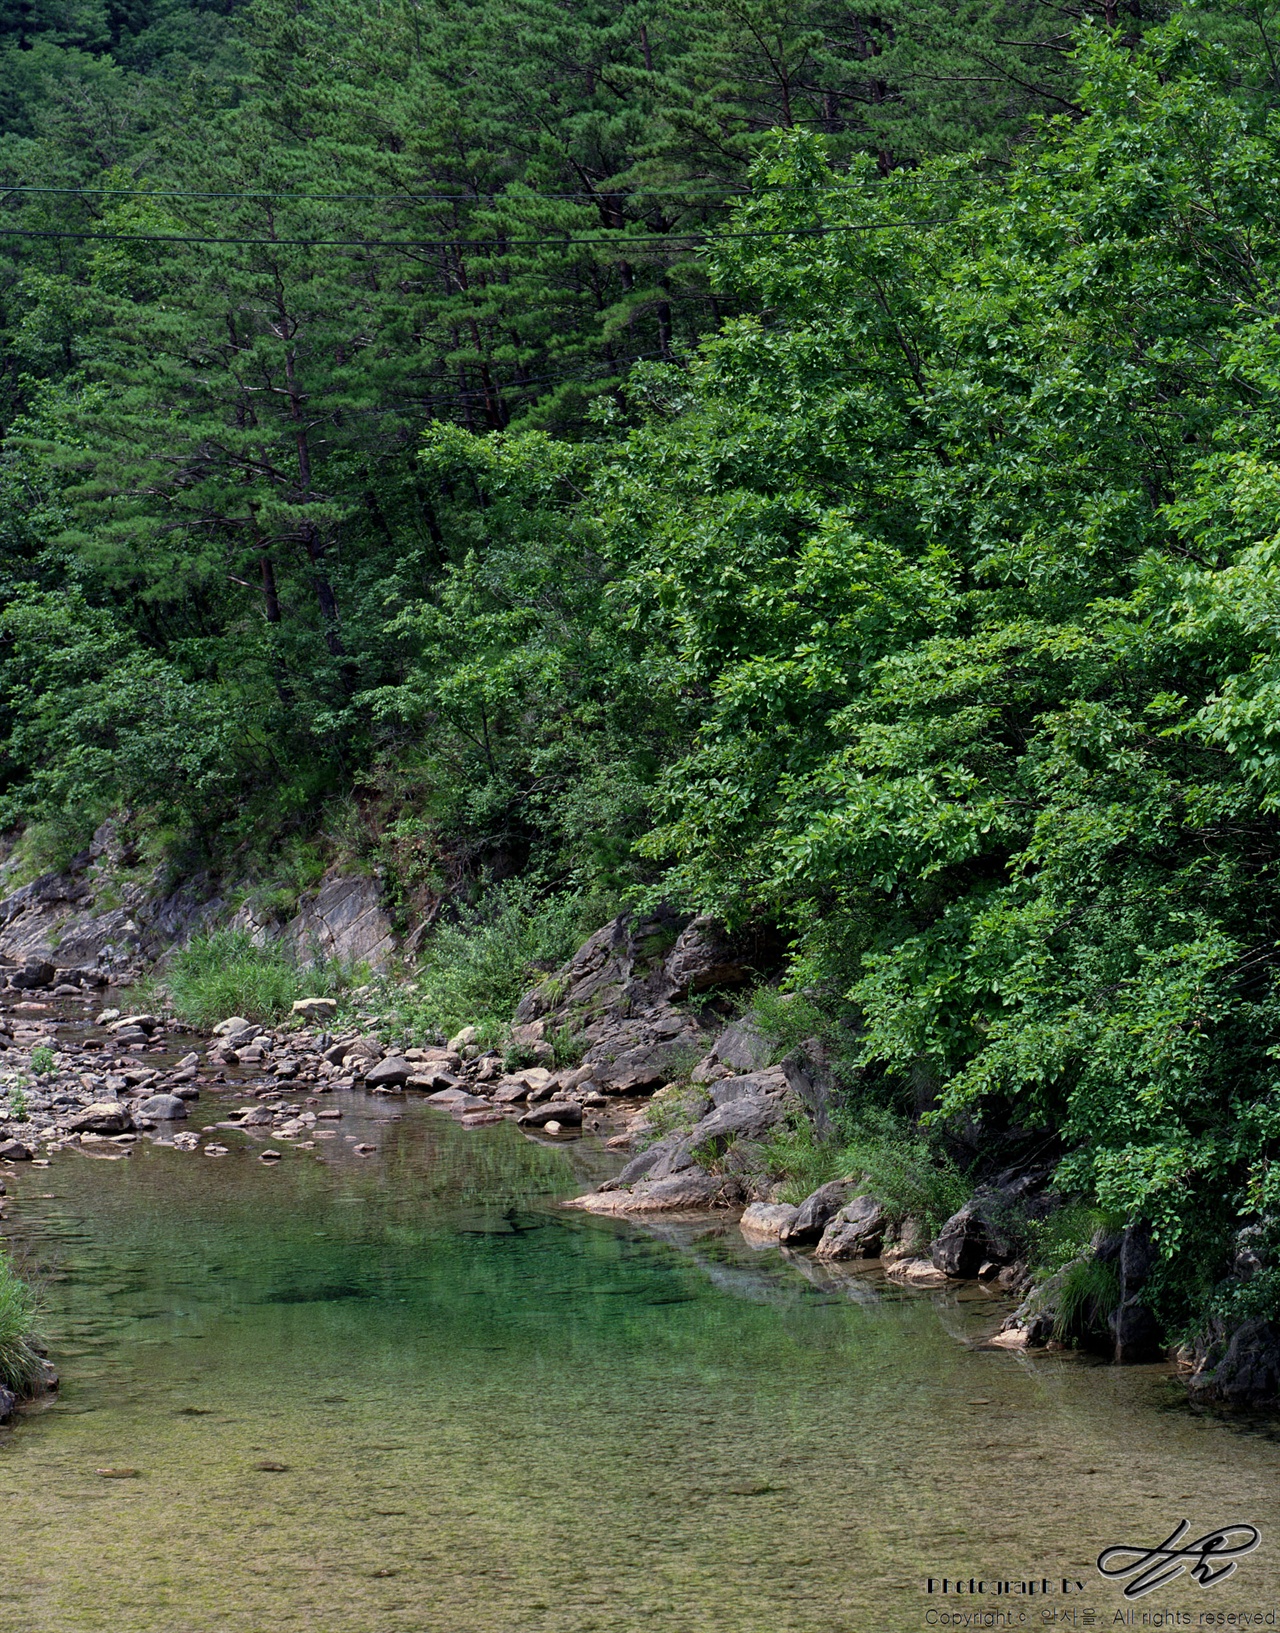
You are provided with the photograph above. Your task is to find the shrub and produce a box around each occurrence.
[28,1046,55,1077]
[160,929,343,1025]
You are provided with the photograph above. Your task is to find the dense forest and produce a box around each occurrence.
[9,0,1280,1334]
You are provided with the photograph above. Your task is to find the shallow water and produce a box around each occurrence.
[1,1086,1279,1632]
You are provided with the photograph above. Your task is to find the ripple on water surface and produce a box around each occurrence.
[0,1095,1278,1633]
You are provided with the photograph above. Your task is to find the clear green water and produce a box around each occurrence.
[2,1090,1280,1632]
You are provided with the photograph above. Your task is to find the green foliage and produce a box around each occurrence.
[28,1046,54,1077]
[400,880,614,1047]
[8,1087,27,1121]
[1026,1204,1117,1279]
[0,1250,44,1397]
[160,929,343,1026]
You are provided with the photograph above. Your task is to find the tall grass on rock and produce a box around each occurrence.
[161,929,342,1026]
[404,882,613,1046]
[0,1251,44,1397]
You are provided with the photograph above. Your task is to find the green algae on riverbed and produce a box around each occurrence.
[1,1095,1279,1633]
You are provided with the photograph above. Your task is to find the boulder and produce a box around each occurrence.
[662,915,780,999]
[136,1093,188,1121]
[780,1181,854,1246]
[0,1384,15,1422]
[406,1069,461,1092]
[1108,1225,1163,1363]
[885,1256,951,1287]
[281,874,394,970]
[110,1013,158,1033]
[814,1195,887,1260]
[565,1170,727,1213]
[739,1202,800,1239]
[614,1093,787,1189]
[692,1016,774,1081]
[292,997,337,1021]
[931,1196,1021,1278]
[0,1139,31,1161]
[213,1016,253,1036]
[64,1101,134,1135]
[447,1093,498,1114]
[447,1026,479,1051]
[365,1055,412,1088]
[1190,1318,1280,1408]
[519,1100,584,1129]
[12,959,55,990]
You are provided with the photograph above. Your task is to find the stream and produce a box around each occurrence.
[0,1005,1279,1630]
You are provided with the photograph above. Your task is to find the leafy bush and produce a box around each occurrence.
[160,929,343,1026]
[0,1251,44,1397]
[8,1088,27,1122]
[28,1047,54,1078]
[400,880,613,1046]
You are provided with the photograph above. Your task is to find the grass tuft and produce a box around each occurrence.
[763,1110,970,1233]
[400,881,613,1046]
[0,1251,44,1397]
[157,929,344,1026]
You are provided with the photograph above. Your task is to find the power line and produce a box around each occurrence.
[0,217,951,251]
[0,177,941,204]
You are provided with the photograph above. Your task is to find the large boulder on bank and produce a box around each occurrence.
[931,1198,1020,1278]
[1189,1318,1280,1408]
[64,1101,134,1134]
[1107,1225,1163,1363]
[614,1091,789,1189]
[566,1169,729,1214]
[136,1093,188,1121]
[780,1181,854,1246]
[292,996,337,1021]
[365,1055,412,1088]
[519,1100,583,1129]
[739,1202,799,1240]
[815,1195,887,1260]
[12,958,55,990]
[509,909,783,1094]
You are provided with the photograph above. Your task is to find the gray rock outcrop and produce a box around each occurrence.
[814,1195,887,1260]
